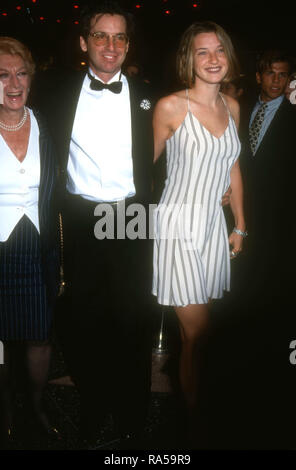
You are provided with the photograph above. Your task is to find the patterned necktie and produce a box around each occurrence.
[249,102,268,155]
[87,72,122,94]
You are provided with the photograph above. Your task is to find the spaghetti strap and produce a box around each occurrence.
[219,92,230,116]
[186,89,190,111]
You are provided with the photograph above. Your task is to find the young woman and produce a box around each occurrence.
[152,22,246,414]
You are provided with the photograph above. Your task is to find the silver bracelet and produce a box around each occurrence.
[232,227,248,238]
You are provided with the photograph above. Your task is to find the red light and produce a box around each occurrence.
[165,10,171,14]
[74,4,79,8]
[135,4,141,8]
[2,12,8,16]
[56,19,61,23]
[16,6,22,10]
[40,16,44,20]
[32,0,37,3]
[193,3,198,7]
[74,21,79,24]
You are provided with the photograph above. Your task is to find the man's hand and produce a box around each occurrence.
[221,186,232,206]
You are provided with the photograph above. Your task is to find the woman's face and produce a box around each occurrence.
[192,32,228,85]
[0,54,31,113]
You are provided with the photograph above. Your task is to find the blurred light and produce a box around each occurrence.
[56,19,61,23]
[40,16,45,20]
[74,4,79,8]
[2,12,8,16]
[16,6,22,10]
[193,3,198,6]
[81,62,86,66]
[135,4,141,8]
[165,10,171,15]
[74,20,79,24]
[32,0,37,3]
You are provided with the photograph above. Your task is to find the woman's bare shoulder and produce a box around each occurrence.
[155,90,187,114]
[221,92,240,116]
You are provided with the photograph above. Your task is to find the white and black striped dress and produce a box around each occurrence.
[152,92,241,306]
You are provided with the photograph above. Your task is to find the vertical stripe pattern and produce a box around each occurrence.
[152,106,241,306]
[0,109,58,340]
[0,215,51,340]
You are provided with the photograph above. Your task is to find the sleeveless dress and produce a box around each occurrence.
[152,92,241,306]
[0,110,52,341]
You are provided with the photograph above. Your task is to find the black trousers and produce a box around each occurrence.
[55,194,153,435]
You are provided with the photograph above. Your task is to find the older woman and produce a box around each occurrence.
[0,37,59,444]
[152,22,246,417]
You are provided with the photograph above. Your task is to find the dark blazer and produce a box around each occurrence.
[240,98,296,233]
[239,97,296,291]
[33,109,60,304]
[35,71,154,205]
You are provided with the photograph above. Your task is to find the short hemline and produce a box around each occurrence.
[151,288,230,308]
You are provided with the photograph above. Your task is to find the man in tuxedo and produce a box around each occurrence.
[38,1,154,445]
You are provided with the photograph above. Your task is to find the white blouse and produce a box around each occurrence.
[0,108,40,242]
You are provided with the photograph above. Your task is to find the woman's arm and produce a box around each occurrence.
[153,95,180,163]
[220,94,240,207]
[228,159,246,254]
[230,159,245,231]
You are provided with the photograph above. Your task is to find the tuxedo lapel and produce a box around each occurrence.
[53,72,86,172]
[126,76,153,202]
[63,73,85,146]
[127,77,142,171]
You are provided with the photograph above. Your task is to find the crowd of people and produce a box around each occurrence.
[0,0,295,450]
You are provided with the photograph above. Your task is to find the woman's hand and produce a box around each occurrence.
[228,231,243,259]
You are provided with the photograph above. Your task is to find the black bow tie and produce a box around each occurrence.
[88,72,122,94]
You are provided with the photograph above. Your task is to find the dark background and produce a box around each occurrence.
[1,0,296,450]
[0,0,296,449]
[1,0,295,93]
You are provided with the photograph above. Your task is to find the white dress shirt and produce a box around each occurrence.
[67,70,135,202]
[0,108,40,242]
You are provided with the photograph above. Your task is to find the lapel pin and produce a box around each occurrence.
[140,99,151,111]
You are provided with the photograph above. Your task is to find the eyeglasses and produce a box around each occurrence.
[89,31,128,47]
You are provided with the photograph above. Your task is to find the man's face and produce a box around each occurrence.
[80,13,129,82]
[256,61,290,102]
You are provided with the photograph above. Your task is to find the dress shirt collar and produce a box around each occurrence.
[258,94,284,110]
[87,68,121,84]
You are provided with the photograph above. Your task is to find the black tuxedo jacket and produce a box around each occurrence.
[36,71,154,205]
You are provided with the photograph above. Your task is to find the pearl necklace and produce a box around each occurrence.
[0,107,28,132]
